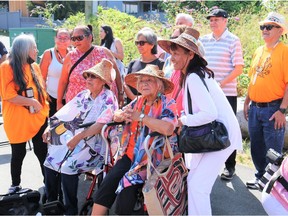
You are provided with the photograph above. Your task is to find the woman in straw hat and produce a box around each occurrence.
[42,58,118,215]
[158,27,242,215]
[92,64,178,215]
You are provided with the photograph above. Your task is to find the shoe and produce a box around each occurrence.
[220,168,235,180]
[8,185,22,194]
[246,178,259,190]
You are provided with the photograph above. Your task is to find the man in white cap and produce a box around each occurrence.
[244,12,288,189]
[200,8,244,181]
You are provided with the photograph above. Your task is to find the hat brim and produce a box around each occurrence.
[125,72,174,95]
[82,71,112,86]
[259,20,288,35]
[158,38,207,66]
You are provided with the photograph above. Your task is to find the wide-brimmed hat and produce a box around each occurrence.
[125,64,174,94]
[206,8,228,19]
[259,12,288,35]
[158,27,207,66]
[82,58,115,86]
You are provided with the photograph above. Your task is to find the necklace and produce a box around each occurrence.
[55,48,68,64]
[253,42,279,85]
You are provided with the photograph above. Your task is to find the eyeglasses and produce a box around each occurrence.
[135,41,148,46]
[71,34,88,42]
[56,37,70,42]
[83,73,98,80]
[260,25,281,31]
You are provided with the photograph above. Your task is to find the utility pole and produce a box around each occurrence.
[85,1,98,21]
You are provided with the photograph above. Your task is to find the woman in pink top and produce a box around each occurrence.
[57,25,124,110]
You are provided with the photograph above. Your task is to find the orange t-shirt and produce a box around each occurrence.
[0,61,49,143]
[248,42,288,102]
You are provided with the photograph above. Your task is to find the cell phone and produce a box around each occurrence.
[25,87,35,113]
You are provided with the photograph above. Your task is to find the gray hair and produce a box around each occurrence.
[10,34,36,66]
[176,13,194,26]
[136,27,158,54]
[136,75,165,94]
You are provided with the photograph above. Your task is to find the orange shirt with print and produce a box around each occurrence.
[248,42,288,102]
[0,61,49,143]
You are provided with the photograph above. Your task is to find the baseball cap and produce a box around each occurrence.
[206,9,228,19]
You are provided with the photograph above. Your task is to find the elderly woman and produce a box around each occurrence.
[124,27,164,104]
[57,25,124,110]
[42,59,118,215]
[158,27,242,215]
[0,34,49,194]
[91,64,178,215]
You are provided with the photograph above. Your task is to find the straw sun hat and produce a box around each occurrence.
[125,64,174,94]
[82,58,116,86]
[158,27,207,66]
[259,12,288,35]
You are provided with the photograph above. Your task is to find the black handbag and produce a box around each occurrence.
[179,76,230,153]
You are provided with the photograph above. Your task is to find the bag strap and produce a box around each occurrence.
[145,136,174,178]
[68,46,94,80]
[266,168,288,193]
[186,74,209,115]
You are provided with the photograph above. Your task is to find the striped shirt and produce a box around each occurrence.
[200,29,244,96]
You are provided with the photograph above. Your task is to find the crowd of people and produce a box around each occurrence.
[0,9,288,215]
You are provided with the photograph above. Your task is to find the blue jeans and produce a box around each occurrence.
[248,104,285,179]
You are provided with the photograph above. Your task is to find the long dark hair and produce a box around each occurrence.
[9,34,45,104]
[100,25,114,49]
[170,43,214,87]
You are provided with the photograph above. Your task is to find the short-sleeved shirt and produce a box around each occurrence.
[200,29,244,96]
[248,42,288,102]
[0,61,49,143]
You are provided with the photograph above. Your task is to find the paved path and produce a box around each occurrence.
[0,125,267,215]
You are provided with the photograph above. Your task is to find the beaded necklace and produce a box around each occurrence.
[55,48,68,64]
[253,41,279,85]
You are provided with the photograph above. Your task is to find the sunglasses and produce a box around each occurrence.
[83,73,98,80]
[170,36,178,39]
[71,34,88,42]
[135,41,148,46]
[260,25,281,31]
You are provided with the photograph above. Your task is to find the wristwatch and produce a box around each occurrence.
[278,108,286,114]
[139,113,145,122]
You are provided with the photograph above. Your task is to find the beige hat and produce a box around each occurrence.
[82,58,115,86]
[158,27,207,66]
[259,12,288,35]
[125,64,174,94]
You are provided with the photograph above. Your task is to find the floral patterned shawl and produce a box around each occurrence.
[116,94,178,193]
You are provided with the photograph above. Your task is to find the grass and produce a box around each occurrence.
[237,139,254,168]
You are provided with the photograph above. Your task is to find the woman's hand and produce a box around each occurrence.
[57,99,64,111]
[31,98,43,113]
[42,126,51,143]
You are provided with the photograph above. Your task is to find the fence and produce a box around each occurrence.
[0,11,47,30]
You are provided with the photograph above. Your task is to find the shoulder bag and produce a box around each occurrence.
[142,135,188,215]
[179,76,230,153]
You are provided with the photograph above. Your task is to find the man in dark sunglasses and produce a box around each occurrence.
[244,12,288,191]
[200,8,244,181]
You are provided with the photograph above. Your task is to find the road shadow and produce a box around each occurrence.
[0,153,11,165]
[211,175,267,215]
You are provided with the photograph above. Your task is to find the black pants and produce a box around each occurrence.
[48,95,65,117]
[225,96,237,170]
[10,119,48,186]
[93,155,144,215]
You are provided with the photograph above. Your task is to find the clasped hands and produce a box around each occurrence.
[113,106,141,123]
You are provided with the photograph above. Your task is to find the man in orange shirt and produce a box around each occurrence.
[244,12,288,189]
